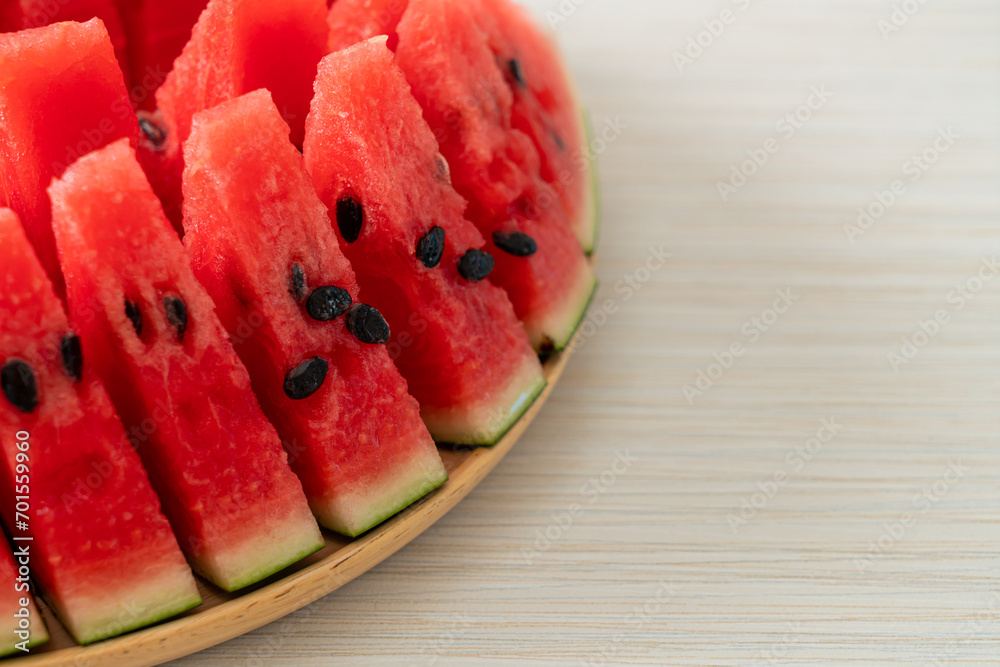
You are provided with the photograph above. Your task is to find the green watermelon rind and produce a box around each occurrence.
[349,469,447,538]
[426,362,548,447]
[536,265,597,353]
[74,590,202,646]
[0,612,49,657]
[553,275,598,354]
[207,527,326,593]
[320,456,449,538]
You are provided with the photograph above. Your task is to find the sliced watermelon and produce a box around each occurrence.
[0,18,138,298]
[114,0,209,110]
[304,38,546,444]
[327,0,595,351]
[327,0,596,252]
[0,208,200,644]
[141,0,328,227]
[182,90,447,536]
[474,0,597,253]
[0,1,130,88]
[48,139,324,591]
[0,537,48,655]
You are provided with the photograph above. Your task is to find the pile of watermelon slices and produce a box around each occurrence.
[0,0,597,651]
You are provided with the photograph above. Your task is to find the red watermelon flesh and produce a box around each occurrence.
[114,0,208,110]
[325,0,405,52]
[0,18,139,298]
[142,0,328,228]
[475,0,596,253]
[48,139,324,591]
[0,537,48,654]
[304,38,546,444]
[0,208,200,644]
[182,90,447,536]
[0,0,130,88]
[328,0,594,351]
[328,0,595,251]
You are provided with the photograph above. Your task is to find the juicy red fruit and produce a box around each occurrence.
[143,0,328,229]
[182,89,447,535]
[0,18,139,297]
[0,207,200,644]
[304,38,547,444]
[49,138,323,592]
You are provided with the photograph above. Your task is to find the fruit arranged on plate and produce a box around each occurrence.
[329,0,597,350]
[0,0,596,648]
[49,138,325,591]
[304,37,546,445]
[0,208,201,645]
[182,90,448,536]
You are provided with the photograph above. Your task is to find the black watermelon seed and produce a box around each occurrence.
[457,248,495,282]
[164,296,188,339]
[306,286,352,322]
[508,59,525,87]
[125,300,143,336]
[138,116,166,148]
[336,195,364,243]
[1,360,38,414]
[61,333,83,381]
[283,357,328,400]
[345,304,390,345]
[416,225,446,268]
[492,231,538,257]
[551,129,565,151]
[290,263,306,301]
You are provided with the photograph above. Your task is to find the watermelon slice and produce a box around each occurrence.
[114,0,209,110]
[0,208,201,644]
[304,37,546,444]
[182,89,447,536]
[328,0,596,251]
[0,18,139,298]
[141,0,328,227]
[49,139,324,591]
[0,537,48,655]
[0,1,130,88]
[474,0,597,253]
[327,0,595,351]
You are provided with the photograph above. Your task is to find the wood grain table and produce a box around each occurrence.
[171,1,1000,664]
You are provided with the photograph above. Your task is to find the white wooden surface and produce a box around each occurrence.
[171,1,1000,664]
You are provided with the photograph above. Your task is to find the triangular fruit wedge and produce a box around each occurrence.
[0,18,139,298]
[49,139,324,591]
[140,0,328,227]
[304,37,546,445]
[0,538,48,654]
[0,208,200,644]
[327,0,594,351]
[182,90,447,536]
[0,1,130,89]
[328,0,598,253]
[114,0,209,110]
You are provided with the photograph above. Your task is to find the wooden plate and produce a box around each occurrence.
[13,334,580,667]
